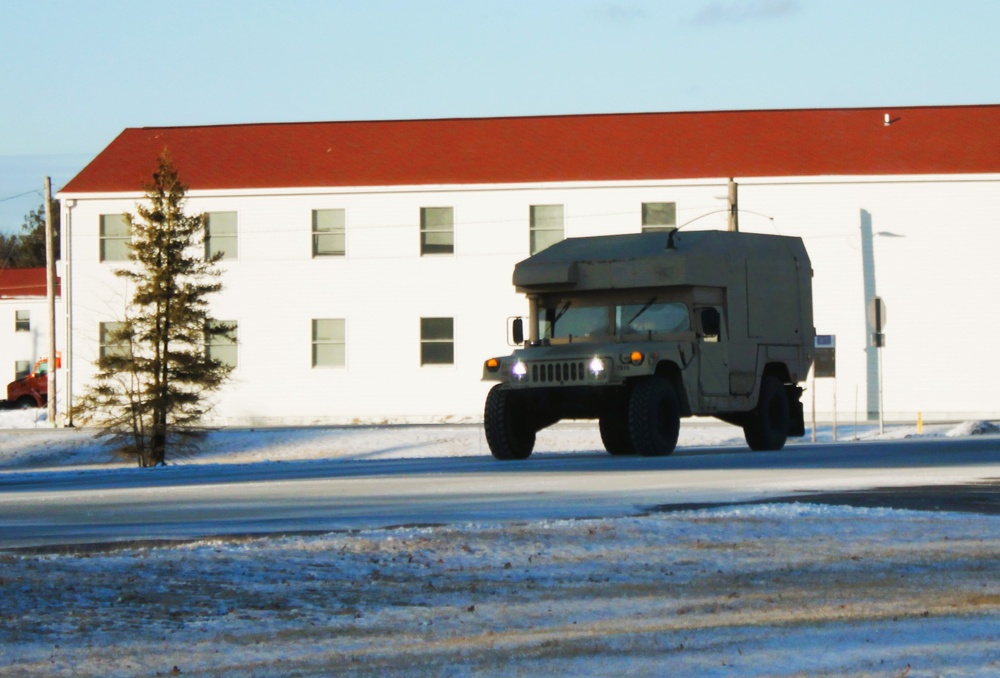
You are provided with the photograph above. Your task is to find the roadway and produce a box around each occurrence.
[1,435,999,549]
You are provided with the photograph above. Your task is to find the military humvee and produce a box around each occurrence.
[482,229,815,460]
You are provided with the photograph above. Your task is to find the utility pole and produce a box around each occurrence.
[44,177,57,427]
[727,178,739,232]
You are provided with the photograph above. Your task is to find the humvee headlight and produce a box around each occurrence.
[512,361,528,379]
[485,358,500,372]
[588,357,605,376]
[630,351,645,365]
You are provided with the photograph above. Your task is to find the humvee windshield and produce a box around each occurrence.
[539,299,690,343]
[617,301,690,336]
[540,303,609,341]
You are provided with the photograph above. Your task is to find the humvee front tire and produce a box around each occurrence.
[484,385,535,460]
[743,375,790,451]
[628,376,680,457]
[599,402,634,456]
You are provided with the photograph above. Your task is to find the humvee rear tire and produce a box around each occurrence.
[628,376,680,457]
[743,375,789,451]
[484,385,535,460]
[599,404,634,456]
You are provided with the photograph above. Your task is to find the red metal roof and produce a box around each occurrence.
[61,105,1000,193]
[0,267,58,298]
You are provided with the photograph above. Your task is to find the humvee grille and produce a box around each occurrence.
[531,361,588,384]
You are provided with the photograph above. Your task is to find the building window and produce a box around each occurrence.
[530,204,564,254]
[641,202,677,232]
[420,207,454,255]
[100,214,130,262]
[312,319,346,368]
[14,360,31,380]
[206,320,238,368]
[205,212,238,261]
[99,322,131,359]
[420,317,454,365]
[312,209,346,257]
[15,310,29,332]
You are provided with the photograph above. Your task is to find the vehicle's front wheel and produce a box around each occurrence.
[628,376,680,457]
[743,375,790,451]
[16,397,37,410]
[484,385,535,460]
[599,400,634,456]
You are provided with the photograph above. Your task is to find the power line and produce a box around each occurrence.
[0,189,45,204]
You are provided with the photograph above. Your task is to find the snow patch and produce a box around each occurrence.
[1,412,997,472]
[947,420,1000,437]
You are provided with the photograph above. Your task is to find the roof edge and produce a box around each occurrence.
[119,103,1000,135]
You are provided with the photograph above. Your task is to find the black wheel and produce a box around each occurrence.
[628,376,680,457]
[743,375,790,451]
[599,402,634,456]
[484,385,535,460]
[16,397,37,410]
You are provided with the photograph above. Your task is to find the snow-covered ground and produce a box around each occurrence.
[1,407,995,471]
[2,412,1000,676]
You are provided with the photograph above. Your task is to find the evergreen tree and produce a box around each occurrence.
[75,152,232,466]
[17,202,60,267]
[0,201,59,269]
[0,233,19,269]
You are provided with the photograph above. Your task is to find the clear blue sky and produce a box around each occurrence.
[1,0,998,231]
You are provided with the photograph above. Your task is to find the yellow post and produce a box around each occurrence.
[917,412,923,435]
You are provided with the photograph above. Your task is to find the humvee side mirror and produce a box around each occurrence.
[511,317,524,345]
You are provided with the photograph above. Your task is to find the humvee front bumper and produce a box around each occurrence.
[483,344,670,388]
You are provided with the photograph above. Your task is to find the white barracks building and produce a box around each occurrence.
[57,105,1000,425]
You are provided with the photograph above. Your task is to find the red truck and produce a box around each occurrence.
[4,356,58,409]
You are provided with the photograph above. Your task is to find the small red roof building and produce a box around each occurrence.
[61,105,1000,194]
[0,268,58,298]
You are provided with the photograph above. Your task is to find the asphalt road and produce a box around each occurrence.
[1,435,999,550]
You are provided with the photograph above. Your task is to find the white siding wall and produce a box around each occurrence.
[61,175,1000,425]
[740,176,1000,421]
[0,297,60,403]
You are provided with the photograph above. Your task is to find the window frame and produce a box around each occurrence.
[99,321,131,360]
[312,209,346,257]
[206,320,239,368]
[99,214,130,262]
[641,202,677,232]
[420,317,455,366]
[14,310,29,332]
[529,204,564,255]
[205,211,238,261]
[420,207,455,256]
[312,318,346,368]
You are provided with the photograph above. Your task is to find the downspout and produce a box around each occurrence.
[62,199,74,427]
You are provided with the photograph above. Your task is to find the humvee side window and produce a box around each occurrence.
[616,302,689,335]
[540,303,609,341]
[699,307,722,342]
